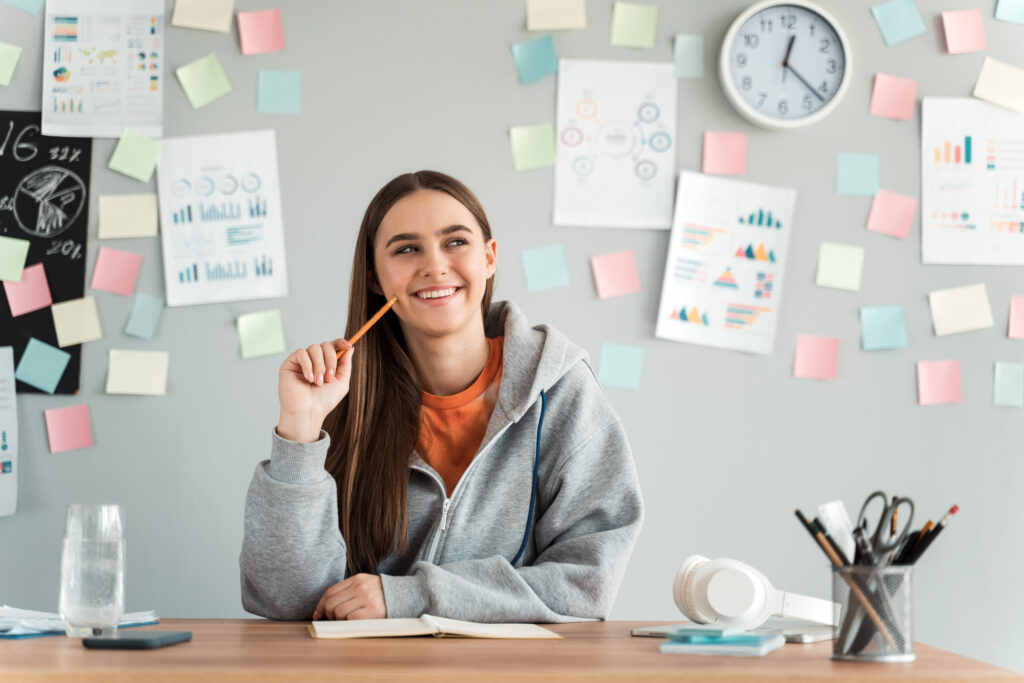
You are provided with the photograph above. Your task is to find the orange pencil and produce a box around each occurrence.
[336,295,398,359]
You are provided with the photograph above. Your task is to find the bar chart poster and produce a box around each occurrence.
[655,171,796,355]
[922,97,1024,265]
[156,130,288,306]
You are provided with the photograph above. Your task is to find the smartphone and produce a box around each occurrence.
[83,630,192,649]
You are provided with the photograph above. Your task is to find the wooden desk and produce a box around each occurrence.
[1,619,1020,682]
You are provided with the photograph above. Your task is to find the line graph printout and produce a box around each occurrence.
[655,172,796,355]
[922,97,1024,265]
[554,59,677,229]
[157,131,288,307]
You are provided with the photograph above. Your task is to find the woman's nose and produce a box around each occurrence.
[419,246,449,276]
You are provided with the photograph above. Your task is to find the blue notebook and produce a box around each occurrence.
[660,633,786,657]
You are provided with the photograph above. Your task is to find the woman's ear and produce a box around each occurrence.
[485,238,498,279]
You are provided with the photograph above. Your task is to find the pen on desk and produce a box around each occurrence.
[908,505,959,564]
[336,295,398,359]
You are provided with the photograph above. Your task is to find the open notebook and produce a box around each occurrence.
[308,614,561,640]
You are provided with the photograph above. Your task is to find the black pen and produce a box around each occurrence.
[909,505,959,564]
[812,518,850,566]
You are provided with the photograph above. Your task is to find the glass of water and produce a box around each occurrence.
[58,504,125,637]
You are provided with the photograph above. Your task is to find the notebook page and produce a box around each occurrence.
[308,618,436,639]
[424,615,561,639]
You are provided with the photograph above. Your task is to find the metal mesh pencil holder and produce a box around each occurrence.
[832,565,914,662]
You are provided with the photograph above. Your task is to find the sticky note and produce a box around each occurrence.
[511,35,558,85]
[258,70,301,114]
[610,2,657,49]
[237,309,286,359]
[869,73,917,120]
[836,153,880,196]
[867,189,917,239]
[996,0,1024,25]
[973,57,1024,114]
[871,0,926,46]
[1,0,43,16]
[1008,296,1024,339]
[597,342,644,390]
[793,335,839,380]
[124,293,164,340]
[674,34,703,78]
[928,283,994,336]
[509,122,555,171]
[109,130,162,183]
[917,360,962,405]
[0,235,30,281]
[816,242,864,291]
[106,349,169,395]
[526,0,586,30]
[942,9,986,54]
[0,41,22,86]
[591,250,641,299]
[994,362,1024,407]
[176,53,232,109]
[44,405,93,453]
[14,338,70,394]
[3,263,52,317]
[91,247,142,296]
[51,296,102,347]
[237,8,285,55]
[703,131,747,175]
[98,194,158,239]
[860,306,908,350]
[521,244,569,292]
[171,0,234,32]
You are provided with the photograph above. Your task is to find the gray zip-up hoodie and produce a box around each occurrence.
[239,300,644,623]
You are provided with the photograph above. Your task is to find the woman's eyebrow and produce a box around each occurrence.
[385,224,470,247]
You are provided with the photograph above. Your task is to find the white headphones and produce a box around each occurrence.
[673,555,837,631]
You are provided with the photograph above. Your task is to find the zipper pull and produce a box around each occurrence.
[440,498,451,531]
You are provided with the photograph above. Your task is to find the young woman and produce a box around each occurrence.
[240,171,644,623]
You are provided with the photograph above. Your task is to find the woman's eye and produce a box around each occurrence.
[395,245,417,254]
[448,238,468,247]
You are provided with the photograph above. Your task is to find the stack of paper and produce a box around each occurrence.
[0,606,157,638]
[660,625,786,657]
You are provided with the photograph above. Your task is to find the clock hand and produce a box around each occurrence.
[785,63,825,102]
[781,35,795,83]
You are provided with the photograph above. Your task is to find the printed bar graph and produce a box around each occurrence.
[932,136,972,166]
[681,224,725,250]
[738,208,782,228]
[990,220,1024,233]
[253,254,274,276]
[178,263,199,283]
[171,206,192,224]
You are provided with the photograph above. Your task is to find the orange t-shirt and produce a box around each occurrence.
[417,336,504,496]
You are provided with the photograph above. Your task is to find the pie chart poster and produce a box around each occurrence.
[0,110,91,395]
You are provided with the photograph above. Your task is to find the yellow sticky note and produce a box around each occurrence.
[106,349,169,395]
[237,310,286,359]
[109,130,162,183]
[99,194,158,239]
[815,242,864,292]
[509,122,555,171]
[0,40,23,86]
[973,57,1024,114]
[176,53,232,109]
[51,296,102,347]
[171,0,234,32]
[611,2,657,49]
[526,0,586,30]
[929,282,994,336]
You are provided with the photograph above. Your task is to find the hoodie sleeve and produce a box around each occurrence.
[239,428,347,620]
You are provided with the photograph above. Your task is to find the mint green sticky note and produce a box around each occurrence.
[994,362,1024,407]
[1,0,43,16]
[816,242,864,291]
[109,129,162,182]
[521,244,569,291]
[15,337,70,394]
[871,0,926,46]
[0,41,22,86]
[511,34,558,84]
[509,122,555,171]
[598,342,644,390]
[860,306,907,350]
[176,53,232,109]
[238,309,286,359]
[836,153,880,196]
[674,34,703,78]
[258,70,301,114]
[0,235,31,281]
[125,293,164,340]
[611,2,657,49]
[996,0,1024,24]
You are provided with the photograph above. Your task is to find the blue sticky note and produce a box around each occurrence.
[860,306,907,350]
[258,70,302,114]
[511,35,558,85]
[1,0,44,15]
[996,0,1024,24]
[14,338,71,394]
[994,362,1024,407]
[598,343,644,390]
[674,34,703,78]
[836,153,880,196]
[871,0,926,46]
[521,244,569,292]
[125,293,164,340]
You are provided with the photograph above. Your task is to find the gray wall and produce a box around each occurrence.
[2,0,1022,672]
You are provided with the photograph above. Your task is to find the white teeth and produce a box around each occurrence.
[416,287,457,299]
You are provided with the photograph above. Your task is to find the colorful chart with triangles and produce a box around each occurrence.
[734,243,775,262]
[713,267,739,289]
[669,305,710,326]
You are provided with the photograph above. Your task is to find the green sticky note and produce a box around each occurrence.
[15,337,71,394]
[238,309,286,359]
[611,2,657,49]
[521,244,569,291]
[509,122,555,171]
[996,0,1024,24]
[994,362,1024,407]
[674,34,703,78]
[1,0,43,16]
[598,342,644,390]
[0,235,31,281]
[258,70,302,114]
[0,41,22,86]
[816,242,864,291]
[860,306,907,350]
[125,293,164,340]
[109,129,162,182]
[871,0,926,46]
[176,53,232,109]
[836,153,880,196]
[511,34,558,84]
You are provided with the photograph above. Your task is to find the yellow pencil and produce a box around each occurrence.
[336,295,398,359]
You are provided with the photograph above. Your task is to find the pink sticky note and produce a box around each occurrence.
[869,73,917,120]
[702,131,747,176]
[237,9,285,55]
[917,360,962,405]
[590,250,641,299]
[91,247,142,296]
[942,9,986,54]
[44,404,93,453]
[1009,296,1024,340]
[3,262,52,316]
[793,335,839,380]
[867,189,918,239]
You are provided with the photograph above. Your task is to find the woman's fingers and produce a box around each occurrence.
[320,341,338,382]
[306,344,326,385]
[334,339,353,377]
[286,349,314,383]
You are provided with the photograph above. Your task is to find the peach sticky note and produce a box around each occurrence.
[1008,295,1024,339]
[44,404,93,453]
[91,247,142,296]
[703,131,747,175]
[943,9,986,54]
[869,73,917,120]
[867,189,918,239]
[929,283,994,336]
[237,8,285,55]
[590,250,641,299]
[793,335,839,380]
[973,58,1024,114]
[917,360,962,405]
[3,262,52,317]
[51,296,102,347]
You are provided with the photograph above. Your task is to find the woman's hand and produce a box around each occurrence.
[312,574,386,620]
[276,339,354,443]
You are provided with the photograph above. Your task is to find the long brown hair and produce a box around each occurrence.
[322,171,495,575]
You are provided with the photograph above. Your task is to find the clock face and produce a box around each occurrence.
[726,3,847,123]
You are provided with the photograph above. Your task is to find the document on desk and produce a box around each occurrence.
[308,615,560,640]
[0,606,158,638]
[0,347,16,518]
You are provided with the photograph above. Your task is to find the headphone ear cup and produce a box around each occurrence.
[673,555,715,623]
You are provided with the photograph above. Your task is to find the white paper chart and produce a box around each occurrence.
[157,130,289,307]
[42,0,164,139]
[0,347,17,518]
[554,59,677,229]
[922,97,1024,265]
[655,172,797,355]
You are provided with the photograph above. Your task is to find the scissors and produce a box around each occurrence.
[856,490,914,560]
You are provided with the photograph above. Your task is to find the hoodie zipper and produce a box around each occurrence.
[440,498,451,531]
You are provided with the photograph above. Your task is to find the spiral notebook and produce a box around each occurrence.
[308,614,561,640]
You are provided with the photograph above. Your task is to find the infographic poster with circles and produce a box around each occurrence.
[554,59,677,229]
[156,130,288,307]
[655,172,796,355]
